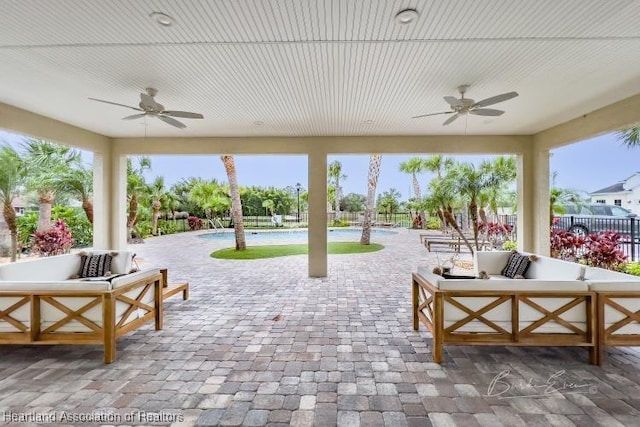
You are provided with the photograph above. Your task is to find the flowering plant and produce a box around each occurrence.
[32,219,74,256]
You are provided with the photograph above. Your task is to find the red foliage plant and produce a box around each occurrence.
[187,216,203,231]
[582,231,627,270]
[550,229,585,261]
[478,221,513,237]
[32,219,75,257]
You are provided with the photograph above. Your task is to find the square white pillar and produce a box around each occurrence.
[516,148,550,255]
[92,147,127,250]
[308,151,327,277]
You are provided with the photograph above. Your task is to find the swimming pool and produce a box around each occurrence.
[198,228,398,241]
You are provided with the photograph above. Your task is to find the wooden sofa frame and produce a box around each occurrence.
[597,291,640,364]
[0,271,163,364]
[412,273,598,365]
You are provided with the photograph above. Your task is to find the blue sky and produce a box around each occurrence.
[0,130,635,200]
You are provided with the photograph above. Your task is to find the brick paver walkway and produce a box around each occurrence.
[1,228,640,426]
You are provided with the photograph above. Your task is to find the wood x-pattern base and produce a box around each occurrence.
[0,271,163,364]
[412,273,598,365]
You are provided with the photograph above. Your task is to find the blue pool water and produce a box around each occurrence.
[198,228,398,241]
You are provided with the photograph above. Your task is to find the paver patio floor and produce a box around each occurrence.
[1,228,640,426]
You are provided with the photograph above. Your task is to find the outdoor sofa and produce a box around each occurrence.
[412,250,640,365]
[0,250,163,363]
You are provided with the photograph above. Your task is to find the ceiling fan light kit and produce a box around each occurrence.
[89,87,204,129]
[412,84,519,125]
[395,9,419,24]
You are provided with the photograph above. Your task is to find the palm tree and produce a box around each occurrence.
[480,156,516,218]
[360,155,382,245]
[127,157,151,239]
[0,146,26,262]
[399,157,426,227]
[188,179,231,220]
[147,176,168,235]
[23,139,81,231]
[262,199,275,216]
[221,155,246,251]
[618,127,640,148]
[550,187,585,227]
[453,162,499,250]
[377,188,402,222]
[56,166,93,224]
[328,160,346,221]
[423,155,454,179]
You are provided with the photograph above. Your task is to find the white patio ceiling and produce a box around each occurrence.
[1,0,640,139]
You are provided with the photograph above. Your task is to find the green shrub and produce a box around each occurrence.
[502,240,517,251]
[157,220,179,235]
[132,220,152,238]
[16,206,92,249]
[329,220,350,227]
[426,217,441,230]
[17,212,38,249]
[624,262,640,277]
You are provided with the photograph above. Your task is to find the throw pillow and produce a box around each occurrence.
[78,253,113,278]
[501,251,531,279]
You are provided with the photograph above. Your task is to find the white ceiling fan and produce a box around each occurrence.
[412,85,518,126]
[89,88,204,129]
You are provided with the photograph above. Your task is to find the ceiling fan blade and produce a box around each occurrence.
[163,110,204,119]
[140,92,160,110]
[469,108,505,116]
[472,91,518,108]
[88,98,142,111]
[443,114,460,126]
[122,113,147,120]
[444,96,462,108]
[412,111,453,119]
[158,115,187,129]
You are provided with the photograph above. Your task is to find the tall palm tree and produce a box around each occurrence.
[328,160,346,221]
[188,179,231,220]
[423,155,454,179]
[221,155,246,251]
[428,174,475,253]
[453,162,499,250]
[0,146,26,262]
[399,157,426,227]
[550,187,585,227]
[360,155,382,245]
[23,139,81,231]
[127,157,151,239]
[147,176,168,235]
[56,166,93,224]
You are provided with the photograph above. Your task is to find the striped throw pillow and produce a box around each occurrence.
[501,251,530,279]
[78,253,113,278]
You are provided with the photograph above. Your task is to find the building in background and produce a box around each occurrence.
[590,173,640,215]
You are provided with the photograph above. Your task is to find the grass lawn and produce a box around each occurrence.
[211,242,384,259]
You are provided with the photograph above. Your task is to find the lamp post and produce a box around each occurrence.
[295,183,302,223]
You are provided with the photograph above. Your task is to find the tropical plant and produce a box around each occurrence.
[221,155,246,251]
[340,193,366,213]
[423,155,454,179]
[146,176,169,235]
[23,139,81,231]
[56,165,93,224]
[377,188,402,221]
[328,160,346,221]
[549,187,585,227]
[262,199,275,216]
[187,216,203,230]
[32,219,74,256]
[126,157,151,239]
[188,179,230,221]
[618,126,640,148]
[550,229,586,261]
[399,157,427,226]
[360,155,382,245]
[0,146,26,261]
[582,231,627,270]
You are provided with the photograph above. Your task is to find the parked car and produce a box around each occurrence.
[555,204,638,238]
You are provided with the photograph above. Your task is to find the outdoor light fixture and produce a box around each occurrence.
[395,9,419,24]
[295,183,303,223]
[149,12,174,27]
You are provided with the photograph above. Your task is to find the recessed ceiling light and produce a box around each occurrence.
[149,12,174,27]
[253,121,264,126]
[395,9,419,24]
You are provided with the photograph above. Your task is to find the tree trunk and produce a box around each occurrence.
[152,200,161,235]
[221,155,246,250]
[469,198,480,251]
[443,208,475,255]
[361,155,382,245]
[334,175,341,222]
[82,198,94,224]
[37,190,55,231]
[2,203,18,262]
[127,195,138,239]
[412,173,425,227]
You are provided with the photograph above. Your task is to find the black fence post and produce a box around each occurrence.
[631,217,636,261]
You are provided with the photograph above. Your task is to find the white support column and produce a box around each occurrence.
[110,151,128,250]
[93,145,128,250]
[308,150,328,277]
[517,147,550,255]
[92,149,111,249]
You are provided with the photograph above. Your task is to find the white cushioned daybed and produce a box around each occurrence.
[413,250,640,365]
[0,250,163,363]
